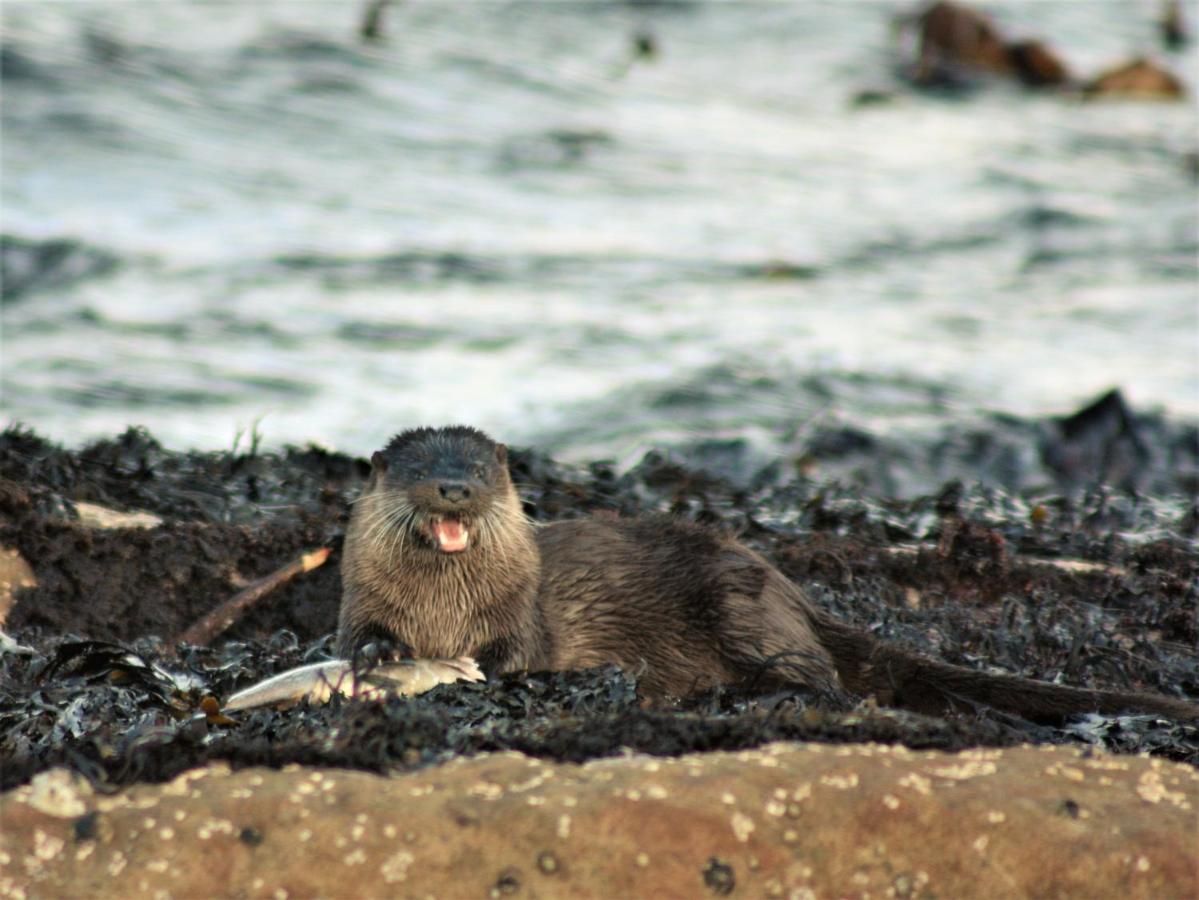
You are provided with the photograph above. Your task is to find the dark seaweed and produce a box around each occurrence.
[1,414,1196,791]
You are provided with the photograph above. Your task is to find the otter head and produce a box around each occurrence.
[365,425,511,555]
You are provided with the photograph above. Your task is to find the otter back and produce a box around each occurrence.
[536,517,845,702]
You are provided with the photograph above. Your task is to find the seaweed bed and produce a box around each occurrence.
[2,398,1197,793]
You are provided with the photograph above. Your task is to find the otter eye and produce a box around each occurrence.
[471,465,487,480]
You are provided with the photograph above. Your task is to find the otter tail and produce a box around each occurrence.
[809,610,1199,724]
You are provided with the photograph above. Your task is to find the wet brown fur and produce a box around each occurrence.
[339,426,1198,723]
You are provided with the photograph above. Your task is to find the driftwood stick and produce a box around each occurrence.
[884,544,1126,577]
[176,547,331,647]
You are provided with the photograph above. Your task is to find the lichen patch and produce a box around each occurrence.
[820,773,859,790]
[1136,771,1188,807]
[23,770,91,818]
[930,761,997,780]
[730,812,755,843]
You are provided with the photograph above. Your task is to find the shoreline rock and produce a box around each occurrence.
[3,742,1195,899]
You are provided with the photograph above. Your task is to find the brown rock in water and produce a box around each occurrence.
[3,743,1196,898]
[1006,39,1071,87]
[915,1,1013,78]
[1083,57,1187,99]
[911,2,1071,88]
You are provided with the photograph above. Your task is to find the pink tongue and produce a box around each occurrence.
[433,519,469,553]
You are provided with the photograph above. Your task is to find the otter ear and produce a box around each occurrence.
[494,443,508,466]
[371,451,388,474]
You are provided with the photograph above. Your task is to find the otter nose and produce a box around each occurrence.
[438,481,471,503]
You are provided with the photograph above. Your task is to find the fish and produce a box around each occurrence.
[222,656,485,711]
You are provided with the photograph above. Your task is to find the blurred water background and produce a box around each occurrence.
[2,0,1197,478]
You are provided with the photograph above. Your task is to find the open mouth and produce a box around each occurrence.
[427,516,470,553]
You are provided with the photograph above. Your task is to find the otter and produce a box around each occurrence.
[338,425,1197,723]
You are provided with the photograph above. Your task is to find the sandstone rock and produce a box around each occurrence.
[2,742,1195,899]
[0,546,35,628]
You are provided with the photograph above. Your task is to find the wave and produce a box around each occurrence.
[0,42,56,84]
[266,249,820,287]
[238,30,373,66]
[1,235,120,304]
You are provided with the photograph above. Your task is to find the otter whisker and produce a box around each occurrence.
[357,494,421,568]
[383,505,418,570]
[479,514,506,570]
[360,499,408,551]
